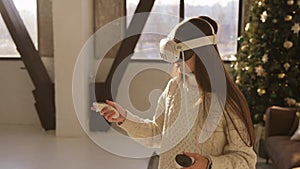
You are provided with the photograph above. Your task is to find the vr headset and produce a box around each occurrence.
[160,19,217,63]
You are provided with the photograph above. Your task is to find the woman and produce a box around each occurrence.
[99,16,256,169]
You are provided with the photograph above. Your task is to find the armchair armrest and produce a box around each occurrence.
[265,106,297,138]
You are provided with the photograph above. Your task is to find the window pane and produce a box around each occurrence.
[0,0,37,58]
[127,0,180,60]
[185,0,239,61]
[126,0,239,61]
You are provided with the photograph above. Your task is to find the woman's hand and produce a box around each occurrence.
[100,100,126,124]
[182,152,209,169]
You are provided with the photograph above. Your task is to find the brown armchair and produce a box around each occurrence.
[265,106,300,169]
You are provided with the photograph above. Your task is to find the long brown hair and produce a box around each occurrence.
[173,16,254,146]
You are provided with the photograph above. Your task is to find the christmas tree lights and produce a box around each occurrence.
[231,0,300,124]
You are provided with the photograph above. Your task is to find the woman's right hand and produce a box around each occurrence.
[100,100,126,124]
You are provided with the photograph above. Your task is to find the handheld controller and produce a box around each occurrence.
[92,102,120,119]
[175,154,195,168]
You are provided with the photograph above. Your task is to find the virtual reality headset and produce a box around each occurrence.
[160,19,217,63]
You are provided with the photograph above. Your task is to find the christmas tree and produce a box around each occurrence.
[231,0,300,124]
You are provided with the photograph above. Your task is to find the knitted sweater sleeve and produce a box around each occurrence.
[117,80,172,148]
[209,114,257,169]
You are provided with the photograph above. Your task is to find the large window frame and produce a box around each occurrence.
[126,0,244,62]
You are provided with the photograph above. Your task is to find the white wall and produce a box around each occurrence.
[0,57,55,126]
[116,61,172,119]
[0,61,40,126]
[52,0,94,136]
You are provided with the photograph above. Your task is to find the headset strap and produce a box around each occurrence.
[176,35,217,51]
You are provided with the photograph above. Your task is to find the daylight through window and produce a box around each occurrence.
[0,0,37,58]
[127,0,239,61]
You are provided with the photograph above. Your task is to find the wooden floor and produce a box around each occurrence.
[0,125,149,169]
[0,124,276,169]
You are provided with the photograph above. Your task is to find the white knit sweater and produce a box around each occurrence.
[119,74,257,169]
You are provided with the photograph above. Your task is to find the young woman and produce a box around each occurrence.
[99,16,256,169]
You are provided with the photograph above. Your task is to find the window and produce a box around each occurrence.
[127,0,180,60]
[126,0,239,61]
[0,0,37,58]
[185,0,239,61]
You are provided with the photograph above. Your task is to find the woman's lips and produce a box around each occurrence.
[175,63,181,68]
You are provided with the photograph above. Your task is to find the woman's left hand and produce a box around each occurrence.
[182,152,209,169]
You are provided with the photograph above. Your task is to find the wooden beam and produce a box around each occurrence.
[0,0,52,87]
[105,0,156,99]
[0,0,55,130]
[92,0,155,131]
[180,0,184,21]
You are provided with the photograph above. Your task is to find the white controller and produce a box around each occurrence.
[92,102,120,119]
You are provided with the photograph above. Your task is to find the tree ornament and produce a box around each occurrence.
[285,15,293,21]
[242,66,250,71]
[278,72,286,79]
[234,62,239,70]
[249,38,255,43]
[258,1,266,7]
[287,0,295,5]
[262,54,269,63]
[283,40,293,49]
[283,62,291,71]
[237,36,244,43]
[298,0,300,7]
[291,23,300,35]
[241,45,248,51]
[255,65,265,76]
[285,97,297,106]
[245,23,250,31]
[260,11,268,23]
[257,88,266,96]
[235,76,241,84]
[272,19,278,23]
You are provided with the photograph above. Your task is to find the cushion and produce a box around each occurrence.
[289,115,299,136]
[291,117,300,141]
[266,136,300,169]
